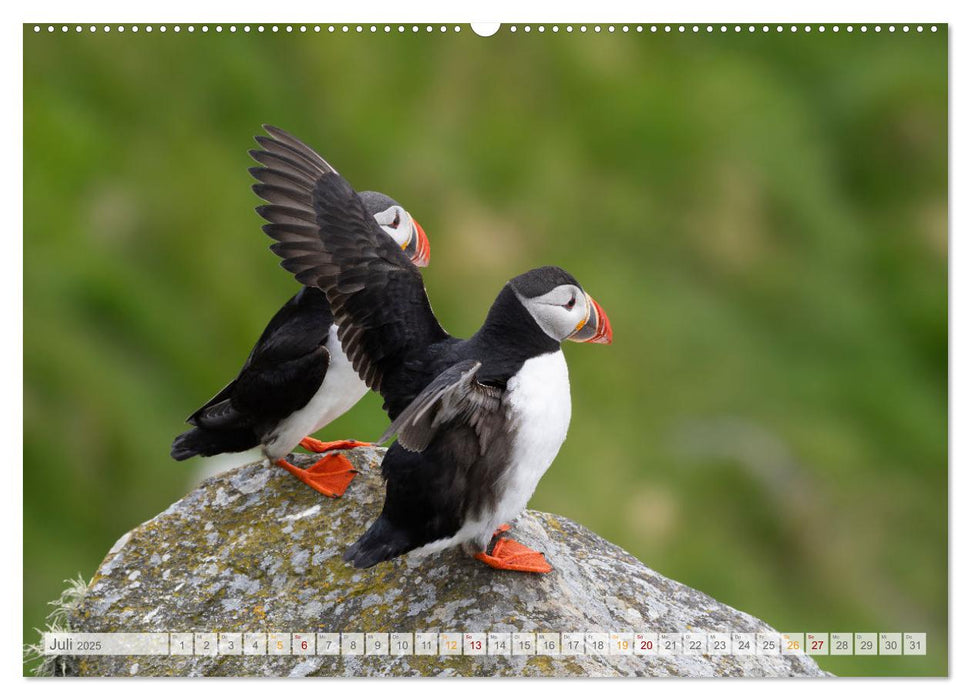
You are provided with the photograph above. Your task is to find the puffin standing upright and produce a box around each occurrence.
[171,136,430,498]
[252,125,612,573]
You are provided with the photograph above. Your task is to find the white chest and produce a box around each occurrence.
[263,324,369,458]
[495,350,572,523]
[408,350,573,557]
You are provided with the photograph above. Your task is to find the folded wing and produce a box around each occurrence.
[379,360,504,456]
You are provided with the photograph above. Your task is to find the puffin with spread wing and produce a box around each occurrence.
[253,125,612,572]
[171,177,430,498]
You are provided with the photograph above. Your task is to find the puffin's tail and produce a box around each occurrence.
[170,426,258,461]
[343,516,415,569]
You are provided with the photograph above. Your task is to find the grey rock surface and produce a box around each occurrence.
[64,447,827,677]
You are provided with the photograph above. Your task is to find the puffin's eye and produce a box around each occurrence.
[564,296,576,310]
[389,211,401,229]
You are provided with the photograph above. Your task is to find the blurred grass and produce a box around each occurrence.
[23,25,946,676]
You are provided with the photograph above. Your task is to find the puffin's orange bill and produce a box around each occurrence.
[568,293,613,344]
[411,219,431,267]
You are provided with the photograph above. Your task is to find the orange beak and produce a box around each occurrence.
[410,219,431,267]
[568,293,613,344]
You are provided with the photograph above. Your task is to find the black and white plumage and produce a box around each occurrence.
[251,125,612,570]
[170,143,430,479]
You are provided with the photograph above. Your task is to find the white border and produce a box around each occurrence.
[7,1,962,697]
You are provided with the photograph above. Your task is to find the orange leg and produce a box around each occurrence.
[274,454,358,498]
[299,437,373,453]
[474,524,552,574]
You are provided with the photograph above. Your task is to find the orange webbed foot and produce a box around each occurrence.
[299,437,373,453]
[274,454,358,498]
[474,524,552,574]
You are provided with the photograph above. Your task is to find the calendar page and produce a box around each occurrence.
[21,5,949,682]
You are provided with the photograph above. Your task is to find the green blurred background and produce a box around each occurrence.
[23,25,947,676]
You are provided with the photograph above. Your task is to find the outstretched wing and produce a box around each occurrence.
[379,360,505,456]
[251,125,448,410]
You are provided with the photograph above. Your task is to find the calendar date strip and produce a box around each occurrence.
[43,631,927,657]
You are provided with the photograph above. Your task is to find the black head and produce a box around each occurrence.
[508,266,582,298]
[359,190,400,214]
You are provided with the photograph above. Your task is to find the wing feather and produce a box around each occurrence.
[256,204,318,226]
[252,183,313,208]
[249,166,316,190]
[251,125,448,410]
[379,360,503,455]
[248,149,322,181]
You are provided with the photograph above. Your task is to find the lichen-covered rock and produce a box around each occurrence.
[64,447,827,677]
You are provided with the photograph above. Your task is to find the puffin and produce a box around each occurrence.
[251,125,612,573]
[170,177,431,498]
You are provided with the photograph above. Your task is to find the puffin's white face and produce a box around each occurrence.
[372,204,431,267]
[373,204,410,246]
[509,267,613,344]
[517,283,595,342]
